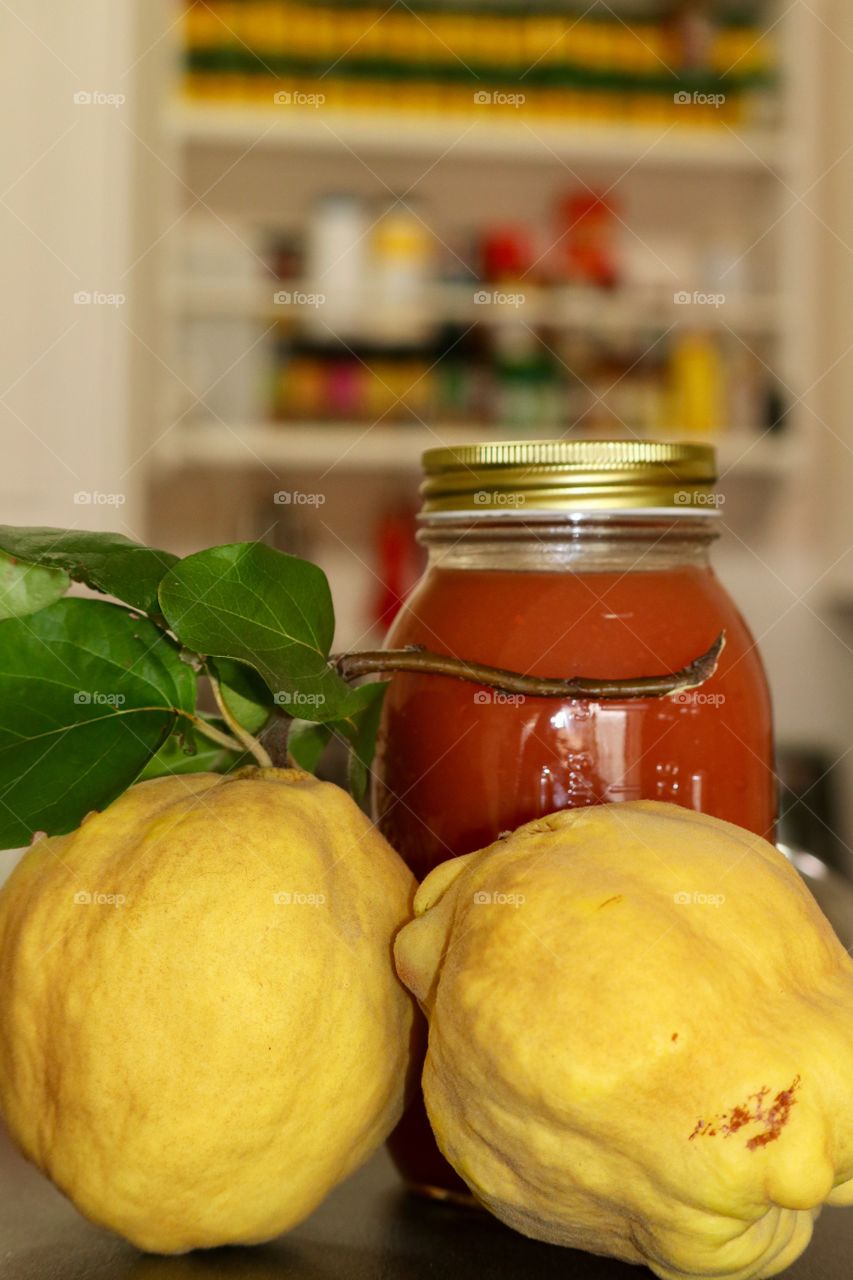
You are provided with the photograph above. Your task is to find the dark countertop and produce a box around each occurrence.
[1,1129,851,1280]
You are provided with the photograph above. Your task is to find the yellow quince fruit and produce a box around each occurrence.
[0,768,416,1253]
[395,801,853,1280]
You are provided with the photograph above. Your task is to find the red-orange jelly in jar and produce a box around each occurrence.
[372,439,775,1199]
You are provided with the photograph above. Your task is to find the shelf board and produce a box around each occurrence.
[154,422,801,479]
[156,423,493,473]
[166,102,785,172]
[164,278,783,336]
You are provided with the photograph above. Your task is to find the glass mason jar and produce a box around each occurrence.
[372,439,775,1199]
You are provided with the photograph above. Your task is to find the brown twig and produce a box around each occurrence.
[258,712,293,770]
[333,632,725,700]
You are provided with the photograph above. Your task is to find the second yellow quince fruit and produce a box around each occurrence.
[395,801,853,1280]
[0,768,416,1253]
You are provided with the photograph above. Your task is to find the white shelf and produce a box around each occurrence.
[154,422,802,479]
[165,277,783,336]
[166,101,786,172]
[157,423,493,473]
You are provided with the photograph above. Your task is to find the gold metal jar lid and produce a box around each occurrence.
[420,438,718,515]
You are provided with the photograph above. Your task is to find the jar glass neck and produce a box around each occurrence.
[418,515,719,573]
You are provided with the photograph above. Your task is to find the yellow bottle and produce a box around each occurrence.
[668,331,726,438]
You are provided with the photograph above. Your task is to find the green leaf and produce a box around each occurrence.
[0,527,178,617]
[140,718,250,779]
[288,682,387,801]
[336,682,388,805]
[0,551,69,620]
[159,543,359,723]
[0,598,196,847]
[287,720,332,773]
[209,657,273,735]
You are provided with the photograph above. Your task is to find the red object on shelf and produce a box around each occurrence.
[326,359,361,419]
[559,192,619,288]
[481,226,535,282]
[372,506,417,631]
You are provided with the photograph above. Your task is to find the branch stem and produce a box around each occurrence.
[186,714,246,756]
[206,671,273,768]
[333,633,725,700]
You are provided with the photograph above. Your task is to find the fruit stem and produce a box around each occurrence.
[333,632,725,700]
[187,714,248,757]
[207,671,274,769]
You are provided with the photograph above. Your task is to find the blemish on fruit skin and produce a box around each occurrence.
[725,1104,752,1133]
[689,1077,801,1148]
[671,1033,678,1043]
[598,895,624,910]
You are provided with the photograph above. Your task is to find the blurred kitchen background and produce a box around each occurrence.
[1,1,852,866]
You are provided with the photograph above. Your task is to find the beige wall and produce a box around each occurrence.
[0,1,143,536]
